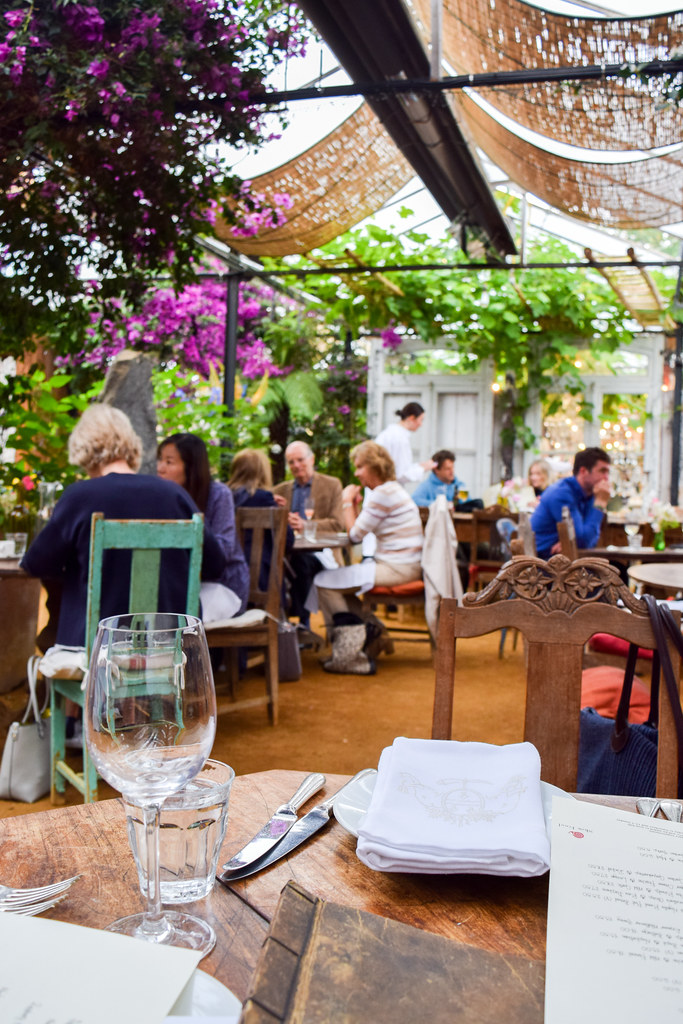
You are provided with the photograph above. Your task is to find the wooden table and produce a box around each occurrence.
[0,771,637,1006]
[579,546,683,562]
[0,558,40,693]
[627,561,683,596]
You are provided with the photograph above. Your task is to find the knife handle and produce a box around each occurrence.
[279,772,326,815]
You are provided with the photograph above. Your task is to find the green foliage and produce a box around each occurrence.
[288,342,368,485]
[153,364,269,474]
[270,229,636,450]
[0,366,101,493]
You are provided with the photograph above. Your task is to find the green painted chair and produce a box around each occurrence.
[49,511,204,803]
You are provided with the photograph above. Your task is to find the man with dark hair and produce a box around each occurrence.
[410,449,465,507]
[531,446,611,559]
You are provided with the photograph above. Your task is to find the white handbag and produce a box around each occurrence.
[0,656,50,802]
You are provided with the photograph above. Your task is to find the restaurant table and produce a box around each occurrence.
[0,770,638,1006]
[627,561,683,597]
[579,546,683,562]
[0,557,40,693]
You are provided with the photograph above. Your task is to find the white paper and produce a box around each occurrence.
[546,798,683,1023]
[0,913,201,1024]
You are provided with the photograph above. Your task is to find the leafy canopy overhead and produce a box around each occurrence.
[0,0,305,355]
[269,223,643,447]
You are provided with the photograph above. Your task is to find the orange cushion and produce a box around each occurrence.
[589,633,653,660]
[367,581,425,597]
[581,665,651,724]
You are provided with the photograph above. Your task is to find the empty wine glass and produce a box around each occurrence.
[84,612,217,954]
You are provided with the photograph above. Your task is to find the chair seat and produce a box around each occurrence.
[581,665,651,724]
[366,581,425,597]
[205,609,268,631]
[589,633,654,660]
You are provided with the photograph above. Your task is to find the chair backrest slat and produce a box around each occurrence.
[433,554,681,795]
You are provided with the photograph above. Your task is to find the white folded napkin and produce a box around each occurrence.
[356,737,550,877]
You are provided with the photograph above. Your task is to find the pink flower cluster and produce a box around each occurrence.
[380,325,403,350]
[60,273,290,383]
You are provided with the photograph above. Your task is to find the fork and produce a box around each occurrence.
[0,874,81,915]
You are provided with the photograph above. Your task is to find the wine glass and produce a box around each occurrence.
[303,496,316,540]
[84,612,217,954]
[624,520,640,545]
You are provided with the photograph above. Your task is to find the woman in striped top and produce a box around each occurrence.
[315,440,423,631]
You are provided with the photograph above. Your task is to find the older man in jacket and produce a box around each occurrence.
[274,441,344,631]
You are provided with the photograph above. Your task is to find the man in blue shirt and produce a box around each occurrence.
[531,447,611,559]
[411,449,465,507]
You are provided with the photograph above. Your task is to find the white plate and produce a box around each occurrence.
[333,769,574,841]
[168,970,242,1021]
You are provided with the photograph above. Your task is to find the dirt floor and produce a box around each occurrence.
[0,608,527,818]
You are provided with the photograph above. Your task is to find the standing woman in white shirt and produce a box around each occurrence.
[375,402,435,485]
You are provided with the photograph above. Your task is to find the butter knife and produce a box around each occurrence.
[220,772,325,874]
[217,769,375,884]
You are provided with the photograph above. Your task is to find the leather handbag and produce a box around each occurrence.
[0,655,51,802]
[578,596,683,798]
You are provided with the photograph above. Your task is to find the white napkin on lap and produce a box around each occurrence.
[356,737,550,877]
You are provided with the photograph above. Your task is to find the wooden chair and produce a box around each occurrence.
[205,506,288,725]
[432,554,681,795]
[467,505,516,591]
[49,512,204,803]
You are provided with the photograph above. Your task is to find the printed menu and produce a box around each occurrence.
[546,798,683,1023]
[0,912,201,1023]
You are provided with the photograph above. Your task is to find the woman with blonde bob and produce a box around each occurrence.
[22,403,226,649]
[314,440,423,632]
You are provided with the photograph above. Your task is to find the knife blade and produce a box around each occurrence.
[220,772,325,874]
[217,769,376,884]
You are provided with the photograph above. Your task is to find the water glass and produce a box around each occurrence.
[125,760,234,904]
[6,532,27,557]
[303,519,317,542]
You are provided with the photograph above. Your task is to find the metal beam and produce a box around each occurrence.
[253,59,683,105]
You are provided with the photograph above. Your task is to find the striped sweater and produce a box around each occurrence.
[349,481,423,566]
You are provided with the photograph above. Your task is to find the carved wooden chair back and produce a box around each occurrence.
[432,555,681,794]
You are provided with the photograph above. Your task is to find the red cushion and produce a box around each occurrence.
[588,633,653,660]
[581,665,651,724]
[367,581,425,597]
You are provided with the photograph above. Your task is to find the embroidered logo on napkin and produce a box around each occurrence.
[398,772,527,826]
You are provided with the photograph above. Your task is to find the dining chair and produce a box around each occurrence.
[48,512,204,803]
[361,496,462,644]
[432,554,681,794]
[467,505,517,591]
[204,506,288,725]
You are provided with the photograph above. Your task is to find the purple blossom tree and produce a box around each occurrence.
[0,0,306,357]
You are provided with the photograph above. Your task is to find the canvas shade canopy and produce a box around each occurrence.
[223,0,683,258]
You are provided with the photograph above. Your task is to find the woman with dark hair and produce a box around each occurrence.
[374,401,434,485]
[158,433,249,611]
